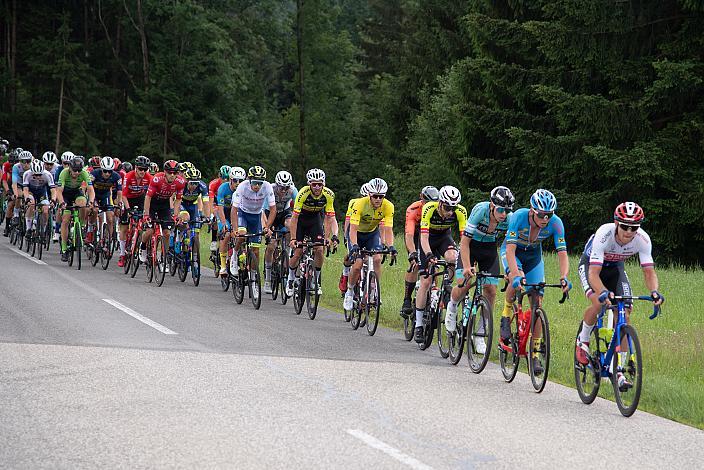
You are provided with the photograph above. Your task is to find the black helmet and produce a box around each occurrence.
[134,155,150,168]
[490,186,515,209]
[122,162,133,173]
[69,157,84,171]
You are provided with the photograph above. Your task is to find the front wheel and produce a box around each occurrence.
[365,271,380,335]
[191,237,201,286]
[499,312,519,383]
[271,261,280,301]
[306,263,320,320]
[448,299,468,366]
[233,269,245,304]
[467,296,493,373]
[574,322,601,405]
[101,223,112,270]
[437,304,451,359]
[74,224,82,270]
[611,325,642,417]
[155,235,167,287]
[529,308,550,393]
[249,251,262,310]
[293,275,305,316]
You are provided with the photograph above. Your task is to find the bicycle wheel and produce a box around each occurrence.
[529,307,550,393]
[249,252,262,310]
[499,313,519,382]
[90,226,100,267]
[168,243,177,277]
[365,271,380,336]
[74,223,82,270]
[305,263,320,320]
[611,325,642,417]
[145,238,154,283]
[37,220,44,260]
[101,223,112,270]
[178,249,188,282]
[467,296,493,373]
[155,235,167,287]
[271,260,280,301]
[574,322,601,405]
[129,238,141,278]
[350,285,362,330]
[419,302,435,351]
[280,249,290,305]
[191,237,201,286]
[448,300,467,365]
[43,217,52,252]
[220,252,230,292]
[294,276,305,315]
[437,305,451,359]
[29,225,37,258]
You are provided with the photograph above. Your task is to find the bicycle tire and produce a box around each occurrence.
[304,262,317,320]
[168,240,177,277]
[220,252,230,292]
[90,226,100,267]
[178,249,188,282]
[145,238,154,283]
[437,304,451,359]
[574,322,601,405]
[529,307,550,393]
[249,250,262,310]
[350,284,362,330]
[280,249,290,305]
[448,299,467,365]
[155,235,167,287]
[499,312,519,382]
[37,221,44,260]
[129,239,140,278]
[467,296,493,373]
[74,223,82,270]
[271,267,280,301]
[101,224,112,270]
[611,324,642,417]
[191,237,201,286]
[365,271,380,336]
[294,275,305,315]
[419,298,434,350]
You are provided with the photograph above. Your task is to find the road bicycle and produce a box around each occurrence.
[346,247,395,336]
[230,231,265,309]
[143,217,170,287]
[291,238,331,320]
[123,208,144,276]
[416,259,455,354]
[499,280,568,393]
[268,229,289,303]
[170,216,204,286]
[574,295,660,417]
[10,197,26,248]
[64,205,84,270]
[447,271,505,371]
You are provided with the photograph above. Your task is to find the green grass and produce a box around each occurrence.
[199,239,704,429]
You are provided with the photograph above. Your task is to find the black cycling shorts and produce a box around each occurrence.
[419,231,457,273]
[120,197,145,225]
[578,254,632,305]
[295,212,324,242]
[149,199,173,229]
[457,239,500,276]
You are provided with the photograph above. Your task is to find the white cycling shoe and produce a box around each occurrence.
[445,309,457,333]
[343,290,354,311]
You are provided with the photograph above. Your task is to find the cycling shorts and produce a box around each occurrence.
[578,254,632,306]
[120,197,145,224]
[419,232,457,273]
[295,212,324,242]
[180,202,200,226]
[96,194,114,211]
[27,189,50,206]
[217,206,232,232]
[357,228,382,252]
[238,210,262,242]
[149,199,173,229]
[456,239,501,285]
[500,245,544,295]
[61,189,86,211]
[265,207,292,232]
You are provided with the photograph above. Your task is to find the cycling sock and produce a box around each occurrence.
[140,242,146,250]
[265,263,272,281]
[119,240,126,255]
[25,218,32,231]
[404,281,415,300]
[415,308,424,327]
[288,266,296,280]
[219,252,227,267]
[447,299,458,314]
[579,322,594,343]
[502,299,513,318]
[315,267,321,283]
[342,265,350,276]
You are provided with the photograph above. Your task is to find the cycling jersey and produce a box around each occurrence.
[264,184,298,213]
[503,208,567,252]
[57,168,92,190]
[419,201,467,235]
[234,181,274,215]
[349,196,394,233]
[22,171,55,195]
[146,173,185,200]
[464,201,511,242]
[217,181,238,207]
[122,170,153,199]
[208,178,226,206]
[584,223,654,268]
[293,185,335,216]
[181,181,209,205]
[1,161,11,184]
[12,162,29,186]
[405,200,423,235]
[90,169,122,197]
[52,165,65,185]
[346,198,360,222]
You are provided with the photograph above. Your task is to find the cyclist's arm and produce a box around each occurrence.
[87,185,95,205]
[381,224,393,247]
[173,196,182,215]
[643,266,659,293]
[50,187,57,202]
[121,193,130,210]
[264,203,277,231]
[420,231,431,256]
[22,186,29,200]
[143,194,152,216]
[505,243,520,281]
[557,249,569,281]
[325,213,338,240]
[231,205,239,232]
[56,186,64,206]
[460,234,472,273]
[288,212,299,242]
[349,222,358,247]
[587,264,607,296]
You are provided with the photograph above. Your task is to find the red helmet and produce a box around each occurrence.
[163,159,179,172]
[89,155,101,168]
[113,157,122,170]
[614,202,644,224]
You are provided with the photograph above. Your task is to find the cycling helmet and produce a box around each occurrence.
[113,157,122,170]
[230,166,247,181]
[89,156,101,168]
[163,159,179,172]
[69,157,84,171]
[60,151,74,163]
[42,151,58,164]
[177,161,189,172]
[529,189,557,212]
[490,186,515,209]
[100,156,115,171]
[19,150,33,162]
[149,162,159,174]
[420,185,439,202]
[306,168,325,184]
[275,170,294,187]
[15,147,24,154]
[614,202,644,224]
[122,162,133,173]
[30,159,44,174]
[248,165,267,180]
[75,155,85,163]
[134,155,150,168]
[187,168,202,182]
[439,185,461,206]
[183,161,195,171]
[360,182,371,196]
[367,177,388,195]
[219,165,231,179]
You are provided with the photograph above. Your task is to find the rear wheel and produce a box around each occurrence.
[574,322,601,405]
[306,262,320,320]
[74,224,82,270]
[155,235,167,287]
[611,325,642,417]
[145,238,154,282]
[177,247,188,282]
[499,312,519,383]
[529,308,550,393]
[129,235,141,278]
[437,303,450,358]
[467,296,493,373]
[271,258,280,301]
[448,299,467,366]
[100,223,112,270]
[294,272,305,315]
[233,261,245,304]
[249,250,262,310]
[350,285,361,330]
[191,237,201,286]
[90,225,100,267]
[365,271,380,336]
[220,250,230,292]
[419,300,434,351]
[280,251,289,305]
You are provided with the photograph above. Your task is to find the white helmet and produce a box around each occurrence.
[60,151,74,163]
[100,156,115,171]
[275,170,294,187]
[19,150,33,162]
[360,182,371,196]
[367,177,388,195]
[42,151,58,164]
[306,168,326,183]
[229,166,246,181]
[439,185,461,206]
[30,159,44,174]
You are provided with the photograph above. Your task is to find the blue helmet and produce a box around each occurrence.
[530,189,557,212]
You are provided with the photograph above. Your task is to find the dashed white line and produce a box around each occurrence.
[102,298,178,335]
[7,245,47,265]
[347,429,434,470]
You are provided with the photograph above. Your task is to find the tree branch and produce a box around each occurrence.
[98,0,137,91]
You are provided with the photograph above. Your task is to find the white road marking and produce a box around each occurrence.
[347,429,434,470]
[7,245,47,265]
[102,298,178,335]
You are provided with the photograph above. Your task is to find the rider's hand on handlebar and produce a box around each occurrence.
[511,275,524,290]
[388,245,398,256]
[425,252,437,266]
[331,234,339,248]
[651,290,665,306]
[560,277,573,294]
[462,266,475,281]
[598,289,613,305]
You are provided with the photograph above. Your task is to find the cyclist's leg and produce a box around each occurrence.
[414,240,438,328]
[25,194,36,232]
[499,246,526,341]
[242,211,262,270]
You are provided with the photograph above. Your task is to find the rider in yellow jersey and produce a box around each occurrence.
[343,178,397,311]
[413,185,467,343]
[339,182,371,294]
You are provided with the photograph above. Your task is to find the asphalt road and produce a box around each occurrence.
[1,237,702,469]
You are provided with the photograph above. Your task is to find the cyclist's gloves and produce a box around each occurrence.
[389,245,397,256]
[511,275,524,289]
[598,289,613,304]
[408,251,418,264]
[331,234,339,246]
[425,252,436,265]
[560,277,573,291]
[651,290,664,303]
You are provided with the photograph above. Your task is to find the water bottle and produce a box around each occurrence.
[430,287,439,311]
[238,252,246,270]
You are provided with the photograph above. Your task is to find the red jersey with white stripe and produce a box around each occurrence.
[122,170,153,199]
[147,172,185,200]
[585,223,654,268]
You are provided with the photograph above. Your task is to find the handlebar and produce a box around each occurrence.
[458,271,506,289]
[601,295,662,320]
[520,281,570,304]
[359,248,397,266]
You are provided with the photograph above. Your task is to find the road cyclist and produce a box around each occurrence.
[215,166,246,276]
[118,155,153,267]
[263,170,297,294]
[56,156,95,262]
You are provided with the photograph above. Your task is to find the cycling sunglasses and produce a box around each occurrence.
[535,210,553,220]
[370,194,384,200]
[165,170,178,175]
[136,166,148,171]
[309,182,324,189]
[619,223,640,232]
[441,203,456,211]
[250,179,264,186]
[495,207,509,214]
